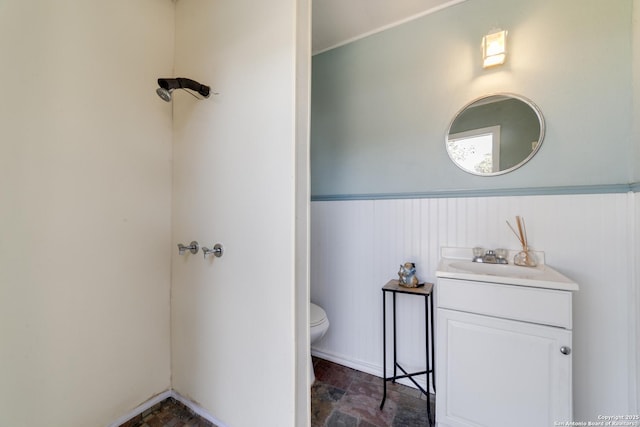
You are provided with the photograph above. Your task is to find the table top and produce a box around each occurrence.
[383,279,434,295]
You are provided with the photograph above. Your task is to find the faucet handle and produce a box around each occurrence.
[472,247,485,262]
[495,248,509,263]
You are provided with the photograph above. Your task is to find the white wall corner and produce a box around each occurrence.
[106,390,229,427]
[106,391,172,427]
[170,391,230,427]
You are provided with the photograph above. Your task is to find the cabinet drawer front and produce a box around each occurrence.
[437,278,572,328]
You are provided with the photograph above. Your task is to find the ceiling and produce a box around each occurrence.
[311,0,467,54]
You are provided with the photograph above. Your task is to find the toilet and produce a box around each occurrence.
[309,302,330,384]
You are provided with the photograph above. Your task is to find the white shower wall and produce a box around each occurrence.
[310,192,637,422]
[170,1,309,426]
[0,1,174,425]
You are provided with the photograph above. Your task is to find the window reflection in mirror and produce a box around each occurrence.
[446,94,545,176]
[448,125,501,174]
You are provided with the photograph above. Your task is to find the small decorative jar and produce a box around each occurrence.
[514,247,537,267]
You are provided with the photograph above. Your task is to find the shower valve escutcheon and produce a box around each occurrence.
[178,241,199,255]
[203,243,224,259]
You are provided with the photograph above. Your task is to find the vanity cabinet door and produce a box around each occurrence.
[436,308,572,427]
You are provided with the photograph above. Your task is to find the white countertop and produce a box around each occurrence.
[436,247,579,291]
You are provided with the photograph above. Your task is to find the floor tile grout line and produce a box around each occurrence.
[312,357,433,427]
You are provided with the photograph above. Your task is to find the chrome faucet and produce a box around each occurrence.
[472,248,508,264]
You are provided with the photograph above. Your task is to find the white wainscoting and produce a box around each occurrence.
[635,192,640,413]
[310,192,637,422]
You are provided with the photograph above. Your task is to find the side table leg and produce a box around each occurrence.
[425,296,433,426]
[392,292,397,383]
[380,290,387,410]
[430,291,435,392]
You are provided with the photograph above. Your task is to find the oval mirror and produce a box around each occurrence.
[446,93,545,176]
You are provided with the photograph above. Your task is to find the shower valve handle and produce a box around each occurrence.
[203,243,224,259]
[177,241,199,255]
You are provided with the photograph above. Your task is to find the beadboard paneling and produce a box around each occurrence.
[310,193,636,421]
[635,193,640,412]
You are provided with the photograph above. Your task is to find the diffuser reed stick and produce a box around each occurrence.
[506,220,524,246]
[516,216,525,246]
[521,217,529,248]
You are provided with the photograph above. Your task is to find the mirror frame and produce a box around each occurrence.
[445,93,546,176]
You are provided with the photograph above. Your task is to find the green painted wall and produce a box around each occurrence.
[634,0,640,184]
[311,0,633,197]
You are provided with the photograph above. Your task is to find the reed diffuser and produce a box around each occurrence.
[506,216,537,267]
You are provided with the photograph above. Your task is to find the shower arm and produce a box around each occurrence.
[157,77,211,98]
[175,78,210,98]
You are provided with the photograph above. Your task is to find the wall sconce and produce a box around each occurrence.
[482,29,507,68]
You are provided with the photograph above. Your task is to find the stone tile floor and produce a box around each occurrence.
[120,357,433,427]
[119,397,215,427]
[312,357,434,426]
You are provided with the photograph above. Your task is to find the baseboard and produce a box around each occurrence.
[311,347,434,394]
[107,389,229,427]
[110,349,433,427]
[311,348,382,378]
[170,390,229,427]
[106,390,172,427]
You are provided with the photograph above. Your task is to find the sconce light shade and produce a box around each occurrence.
[482,30,507,68]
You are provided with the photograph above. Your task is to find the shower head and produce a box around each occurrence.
[156,77,211,101]
[156,87,173,102]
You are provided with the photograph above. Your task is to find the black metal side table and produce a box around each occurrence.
[380,279,435,426]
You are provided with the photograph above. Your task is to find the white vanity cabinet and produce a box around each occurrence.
[435,276,575,427]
